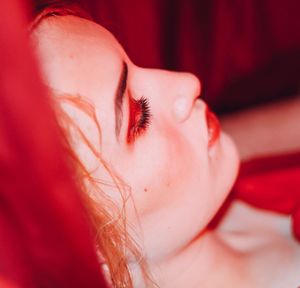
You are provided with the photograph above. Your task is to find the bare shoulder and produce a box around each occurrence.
[217,200,300,288]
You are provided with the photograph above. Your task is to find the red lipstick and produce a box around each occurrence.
[205,106,221,148]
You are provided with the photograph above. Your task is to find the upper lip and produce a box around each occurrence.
[205,105,221,148]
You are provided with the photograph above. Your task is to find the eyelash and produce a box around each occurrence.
[127,96,151,142]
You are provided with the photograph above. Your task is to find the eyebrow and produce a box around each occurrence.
[115,61,128,139]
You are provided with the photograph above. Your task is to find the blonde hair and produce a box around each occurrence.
[30,2,151,287]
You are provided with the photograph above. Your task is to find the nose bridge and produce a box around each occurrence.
[135,67,201,98]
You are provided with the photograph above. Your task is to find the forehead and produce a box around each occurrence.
[32,15,126,153]
[32,15,124,101]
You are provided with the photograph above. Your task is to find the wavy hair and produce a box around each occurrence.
[30,1,151,287]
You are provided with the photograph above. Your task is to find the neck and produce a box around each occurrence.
[135,230,244,288]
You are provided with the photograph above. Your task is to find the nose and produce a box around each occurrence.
[133,67,201,121]
[171,72,201,122]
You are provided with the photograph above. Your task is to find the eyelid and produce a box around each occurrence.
[126,93,151,143]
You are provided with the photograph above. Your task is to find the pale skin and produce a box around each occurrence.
[32,16,300,287]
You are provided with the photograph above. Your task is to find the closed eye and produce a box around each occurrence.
[127,95,151,143]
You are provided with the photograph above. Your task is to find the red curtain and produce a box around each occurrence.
[81,0,300,113]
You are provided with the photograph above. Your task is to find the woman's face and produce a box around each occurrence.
[33,16,239,261]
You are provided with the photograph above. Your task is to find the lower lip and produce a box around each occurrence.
[206,106,221,148]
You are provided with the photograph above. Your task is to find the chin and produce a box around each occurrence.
[211,132,240,206]
[223,131,240,184]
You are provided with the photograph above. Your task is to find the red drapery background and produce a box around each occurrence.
[0,0,299,286]
[79,0,300,113]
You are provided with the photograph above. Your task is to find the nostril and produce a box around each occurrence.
[173,97,189,120]
[172,97,206,123]
[172,96,202,122]
[172,97,190,122]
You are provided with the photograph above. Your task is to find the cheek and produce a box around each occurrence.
[121,138,177,215]
[118,128,218,259]
[119,126,208,217]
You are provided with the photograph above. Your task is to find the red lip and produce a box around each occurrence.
[205,106,221,148]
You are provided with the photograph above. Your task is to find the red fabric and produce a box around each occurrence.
[232,152,300,241]
[81,0,300,113]
[0,0,107,287]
